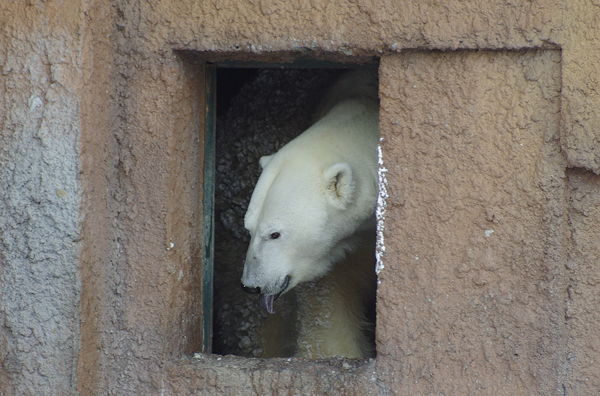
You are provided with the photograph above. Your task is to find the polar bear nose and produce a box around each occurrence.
[241,284,261,294]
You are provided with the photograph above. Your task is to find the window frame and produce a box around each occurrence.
[202,60,379,354]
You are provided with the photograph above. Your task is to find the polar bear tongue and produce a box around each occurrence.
[260,294,279,314]
[259,276,289,314]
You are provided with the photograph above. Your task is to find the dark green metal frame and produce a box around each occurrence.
[213,59,379,69]
[201,59,379,354]
[202,64,217,352]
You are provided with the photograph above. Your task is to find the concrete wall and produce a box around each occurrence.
[1,0,599,395]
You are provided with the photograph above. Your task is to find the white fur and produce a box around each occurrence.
[241,70,379,358]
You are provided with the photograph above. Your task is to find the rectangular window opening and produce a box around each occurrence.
[202,60,380,360]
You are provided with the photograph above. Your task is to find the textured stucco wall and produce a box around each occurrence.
[377,50,565,395]
[561,0,600,173]
[1,0,600,395]
[77,34,207,396]
[565,169,600,394]
[0,2,83,394]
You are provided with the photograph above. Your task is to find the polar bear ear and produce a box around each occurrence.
[324,162,355,210]
[259,155,274,169]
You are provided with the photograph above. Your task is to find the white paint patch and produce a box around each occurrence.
[28,95,44,113]
[376,139,388,275]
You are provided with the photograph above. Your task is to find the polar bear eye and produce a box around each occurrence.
[270,232,281,240]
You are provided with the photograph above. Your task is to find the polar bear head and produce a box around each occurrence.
[240,153,360,314]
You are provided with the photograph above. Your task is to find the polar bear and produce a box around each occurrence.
[240,70,379,358]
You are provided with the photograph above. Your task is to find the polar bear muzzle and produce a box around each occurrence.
[240,284,261,294]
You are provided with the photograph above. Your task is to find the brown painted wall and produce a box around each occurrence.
[565,169,600,394]
[78,41,208,394]
[1,0,599,395]
[377,50,565,394]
